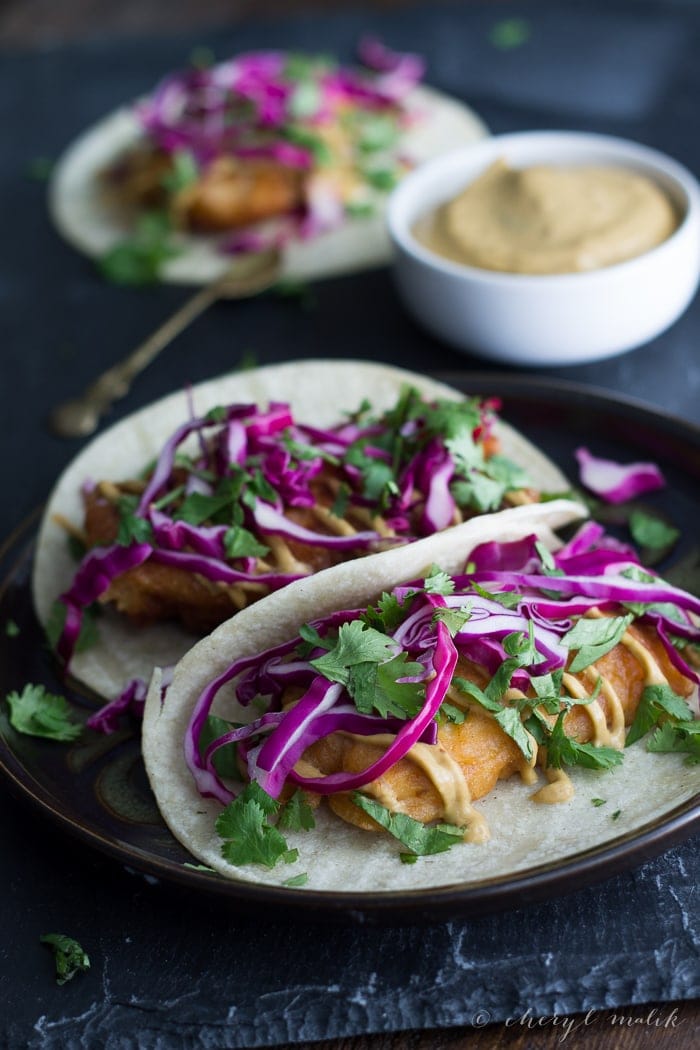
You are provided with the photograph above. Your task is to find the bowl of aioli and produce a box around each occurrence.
[387,131,700,365]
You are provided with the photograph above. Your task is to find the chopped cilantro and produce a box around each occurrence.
[198,715,241,779]
[438,702,467,725]
[223,526,269,560]
[591,797,607,807]
[625,684,694,746]
[362,167,399,192]
[288,79,322,119]
[432,605,471,637]
[5,619,19,638]
[116,495,153,545]
[489,17,531,49]
[546,711,623,771]
[628,508,680,552]
[423,567,455,595]
[345,200,376,219]
[283,872,309,887]
[611,810,622,821]
[356,114,400,153]
[5,684,83,742]
[27,156,54,181]
[310,621,395,684]
[562,614,634,673]
[161,149,199,193]
[40,934,90,985]
[99,212,179,286]
[350,652,425,720]
[646,720,700,764]
[45,601,100,655]
[216,783,295,869]
[310,622,425,719]
[454,675,535,762]
[278,791,316,832]
[351,793,465,856]
[361,590,416,635]
[330,482,351,519]
[295,622,332,658]
[282,125,332,165]
[67,533,87,561]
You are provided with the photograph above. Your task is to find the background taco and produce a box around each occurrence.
[48,44,487,285]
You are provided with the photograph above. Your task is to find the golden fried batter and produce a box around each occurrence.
[301,629,695,834]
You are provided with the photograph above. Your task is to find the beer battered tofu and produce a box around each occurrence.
[300,629,695,834]
[108,148,305,231]
[81,484,362,631]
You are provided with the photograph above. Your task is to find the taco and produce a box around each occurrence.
[142,510,700,892]
[48,41,487,284]
[33,360,568,709]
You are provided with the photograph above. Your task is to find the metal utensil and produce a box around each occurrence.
[49,248,282,438]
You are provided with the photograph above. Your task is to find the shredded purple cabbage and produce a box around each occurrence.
[56,390,514,679]
[575,447,666,504]
[185,527,700,807]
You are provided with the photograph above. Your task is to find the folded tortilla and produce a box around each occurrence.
[48,85,487,284]
[141,497,700,893]
[33,359,569,701]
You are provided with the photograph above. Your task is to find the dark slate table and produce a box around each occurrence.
[0,2,698,1047]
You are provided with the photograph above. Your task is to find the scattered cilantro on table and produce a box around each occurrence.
[40,934,90,985]
[5,684,82,742]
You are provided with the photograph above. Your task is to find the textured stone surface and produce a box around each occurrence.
[1,2,699,1047]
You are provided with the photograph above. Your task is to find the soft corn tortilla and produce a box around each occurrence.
[48,85,487,284]
[141,496,700,894]
[32,359,568,701]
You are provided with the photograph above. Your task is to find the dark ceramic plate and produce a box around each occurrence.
[1,375,699,923]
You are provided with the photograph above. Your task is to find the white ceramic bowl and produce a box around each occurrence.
[387,131,700,366]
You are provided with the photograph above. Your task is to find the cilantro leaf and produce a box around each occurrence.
[351,793,465,856]
[223,526,269,560]
[451,474,505,513]
[198,715,241,779]
[40,934,90,985]
[99,212,179,286]
[161,149,199,193]
[283,872,309,887]
[116,496,153,545]
[628,509,680,552]
[563,614,634,673]
[5,685,83,742]
[5,619,19,638]
[310,621,395,685]
[45,601,100,655]
[646,720,700,764]
[626,684,695,746]
[546,712,623,771]
[216,783,293,869]
[453,677,535,761]
[278,791,316,832]
[432,605,471,637]
[423,567,455,595]
[349,652,425,719]
[438,702,466,725]
[361,590,416,634]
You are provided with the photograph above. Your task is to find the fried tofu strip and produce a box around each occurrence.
[300,625,695,834]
